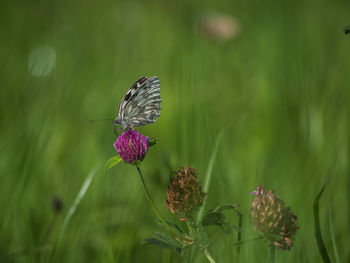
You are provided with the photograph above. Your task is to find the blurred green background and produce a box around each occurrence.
[1,0,350,262]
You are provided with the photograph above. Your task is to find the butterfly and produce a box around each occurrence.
[114,76,162,130]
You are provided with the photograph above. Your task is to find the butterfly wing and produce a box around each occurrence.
[117,76,161,128]
[117,76,148,116]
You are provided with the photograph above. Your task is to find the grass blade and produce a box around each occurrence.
[328,206,340,263]
[187,127,225,263]
[50,167,98,261]
[3,245,51,259]
[105,155,122,170]
[196,128,224,224]
[313,185,331,263]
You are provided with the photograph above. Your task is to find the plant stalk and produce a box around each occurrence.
[186,219,195,236]
[136,166,193,244]
[136,165,168,228]
[269,245,275,263]
[203,248,216,263]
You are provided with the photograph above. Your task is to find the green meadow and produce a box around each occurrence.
[1,0,349,262]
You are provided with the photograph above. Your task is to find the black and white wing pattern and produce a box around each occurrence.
[114,76,162,130]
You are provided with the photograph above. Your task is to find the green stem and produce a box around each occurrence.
[186,219,194,235]
[136,165,169,228]
[136,166,194,245]
[203,248,216,263]
[269,245,275,263]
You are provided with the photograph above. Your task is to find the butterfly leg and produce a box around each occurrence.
[113,126,119,137]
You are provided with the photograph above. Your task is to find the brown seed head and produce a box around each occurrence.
[165,166,206,221]
[250,186,299,250]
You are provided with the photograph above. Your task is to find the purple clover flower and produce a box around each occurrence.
[113,129,149,165]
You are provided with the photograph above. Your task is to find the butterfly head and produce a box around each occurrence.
[114,117,130,130]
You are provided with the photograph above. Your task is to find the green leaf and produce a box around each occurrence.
[201,212,232,234]
[105,155,122,170]
[201,212,225,226]
[207,204,240,214]
[153,232,182,247]
[141,238,175,249]
[201,204,241,235]
[155,219,185,234]
[141,236,185,256]
[148,137,159,147]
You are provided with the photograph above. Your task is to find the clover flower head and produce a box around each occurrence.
[250,185,299,250]
[113,129,149,165]
[165,166,206,221]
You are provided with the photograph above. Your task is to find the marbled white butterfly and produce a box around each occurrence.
[114,76,162,130]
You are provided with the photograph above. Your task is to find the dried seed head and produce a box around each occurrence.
[165,166,206,221]
[113,129,149,165]
[250,186,299,250]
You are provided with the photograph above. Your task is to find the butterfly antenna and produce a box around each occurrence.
[89,118,114,123]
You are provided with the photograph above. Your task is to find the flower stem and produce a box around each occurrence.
[203,248,216,263]
[186,220,194,236]
[269,245,275,263]
[136,165,168,228]
[135,166,194,245]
